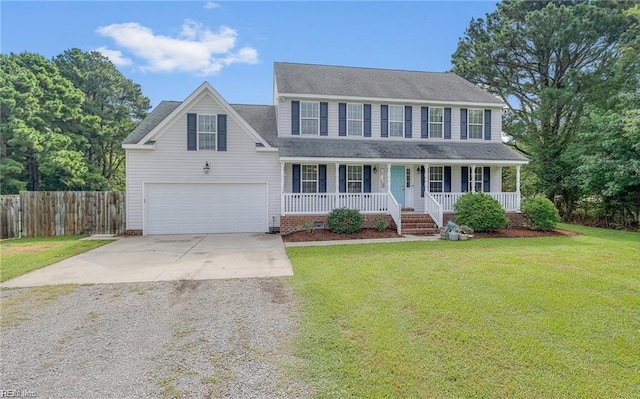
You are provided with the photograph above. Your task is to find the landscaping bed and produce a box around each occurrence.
[282,228,401,242]
[474,226,579,238]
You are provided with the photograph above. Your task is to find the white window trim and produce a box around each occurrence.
[197,113,216,151]
[467,109,484,140]
[347,164,363,193]
[429,107,444,139]
[388,105,404,137]
[301,164,319,194]
[429,165,444,193]
[468,166,484,192]
[347,103,364,136]
[300,101,320,136]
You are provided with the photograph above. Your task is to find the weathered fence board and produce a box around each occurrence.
[0,191,125,238]
[0,195,21,239]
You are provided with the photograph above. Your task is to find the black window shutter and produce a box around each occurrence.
[484,109,491,140]
[320,102,328,136]
[444,107,452,139]
[339,165,346,193]
[291,101,300,135]
[421,107,429,138]
[364,104,372,137]
[292,164,301,193]
[444,166,452,193]
[460,108,467,140]
[187,113,197,150]
[319,165,327,193]
[363,165,372,193]
[404,106,412,138]
[420,166,425,197]
[381,105,388,137]
[461,166,469,192]
[338,103,347,136]
[217,114,227,151]
[483,166,491,192]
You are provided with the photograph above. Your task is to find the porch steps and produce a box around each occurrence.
[401,212,439,235]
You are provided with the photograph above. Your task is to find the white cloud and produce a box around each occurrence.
[203,1,219,9]
[96,20,258,75]
[94,46,132,66]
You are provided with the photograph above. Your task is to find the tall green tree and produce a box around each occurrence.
[0,52,85,193]
[54,48,150,190]
[452,0,638,217]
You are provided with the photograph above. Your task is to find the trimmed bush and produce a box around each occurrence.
[327,208,364,234]
[521,195,561,231]
[373,215,391,232]
[454,192,508,232]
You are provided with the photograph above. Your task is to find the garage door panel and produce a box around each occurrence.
[145,183,268,234]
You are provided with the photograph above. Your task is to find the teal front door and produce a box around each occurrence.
[390,166,405,207]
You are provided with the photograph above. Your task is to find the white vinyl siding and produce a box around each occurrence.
[125,94,280,232]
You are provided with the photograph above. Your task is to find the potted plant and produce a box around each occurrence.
[446,221,460,241]
[458,225,474,241]
[439,226,448,240]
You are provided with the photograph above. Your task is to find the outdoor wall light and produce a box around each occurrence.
[373,166,378,174]
[204,161,210,174]
[417,167,422,173]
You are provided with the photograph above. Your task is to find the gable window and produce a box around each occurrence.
[388,105,404,137]
[429,107,444,139]
[347,165,363,193]
[301,164,318,193]
[198,114,216,150]
[429,166,444,192]
[347,103,363,136]
[468,109,484,139]
[467,166,483,192]
[300,101,319,135]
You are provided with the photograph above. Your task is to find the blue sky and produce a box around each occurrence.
[1,1,498,107]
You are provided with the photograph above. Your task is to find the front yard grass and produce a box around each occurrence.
[287,224,640,398]
[0,236,112,282]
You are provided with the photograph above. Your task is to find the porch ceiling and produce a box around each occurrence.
[278,138,528,164]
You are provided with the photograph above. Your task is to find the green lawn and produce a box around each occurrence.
[0,236,113,282]
[287,224,640,398]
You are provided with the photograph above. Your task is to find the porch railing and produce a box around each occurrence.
[424,192,443,228]
[387,192,402,235]
[431,192,520,212]
[282,193,389,215]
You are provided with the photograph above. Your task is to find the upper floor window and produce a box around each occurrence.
[429,166,444,192]
[300,101,319,135]
[347,165,363,193]
[468,109,484,139]
[301,164,318,193]
[389,105,404,137]
[198,114,216,150]
[347,103,363,136]
[429,107,444,139]
[467,166,483,192]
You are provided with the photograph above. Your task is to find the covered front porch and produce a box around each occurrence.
[279,161,524,230]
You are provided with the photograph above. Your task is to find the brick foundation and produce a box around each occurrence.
[125,229,143,236]
[280,214,395,235]
[443,212,524,227]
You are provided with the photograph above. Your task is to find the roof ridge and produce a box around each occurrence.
[274,61,451,75]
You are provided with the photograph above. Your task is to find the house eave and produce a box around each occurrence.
[277,92,506,108]
[123,143,156,150]
[279,156,528,165]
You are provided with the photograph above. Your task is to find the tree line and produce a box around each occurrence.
[0,49,150,194]
[452,0,639,229]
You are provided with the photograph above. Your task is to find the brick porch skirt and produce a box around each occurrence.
[443,212,524,227]
[280,214,395,235]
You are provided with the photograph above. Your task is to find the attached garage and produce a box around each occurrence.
[144,183,268,235]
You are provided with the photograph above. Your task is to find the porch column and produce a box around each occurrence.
[471,164,476,193]
[386,163,392,193]
[280,161,285,215]
[423,164,429,195]
[335,162,340,209]
[516,165,522,211]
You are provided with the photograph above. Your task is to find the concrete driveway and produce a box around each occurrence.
[2,233,293,287]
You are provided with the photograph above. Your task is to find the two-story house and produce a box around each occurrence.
[123,62,527,235]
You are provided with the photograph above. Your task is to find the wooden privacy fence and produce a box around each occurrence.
[0,195,20,239]
[0,191,125,238]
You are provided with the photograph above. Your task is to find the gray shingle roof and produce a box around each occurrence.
[123,101,182,144]
[274,62,504,105]
[230,104,279,147]
[278,138,527,162]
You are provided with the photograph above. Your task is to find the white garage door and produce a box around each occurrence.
[145,183,268,234]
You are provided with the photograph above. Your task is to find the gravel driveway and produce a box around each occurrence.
[0,279,309,398]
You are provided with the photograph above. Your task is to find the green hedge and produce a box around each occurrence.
[521,195,561,231]
[454,192,508,232]
[327,208,364,234]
